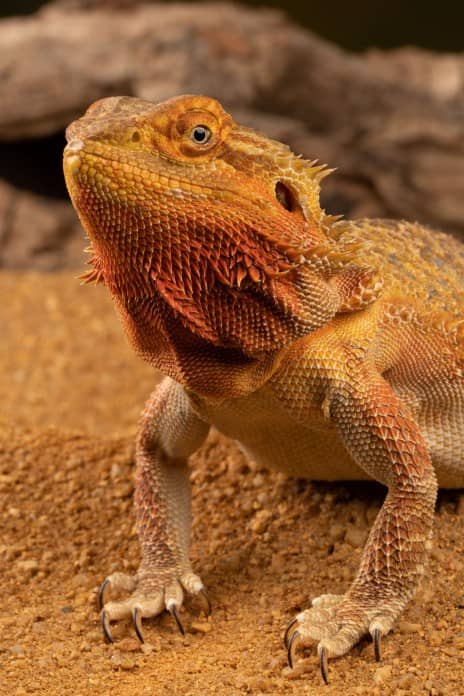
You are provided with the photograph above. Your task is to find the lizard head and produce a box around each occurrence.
[64,95,372,378]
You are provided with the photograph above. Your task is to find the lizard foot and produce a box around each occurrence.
[285,593,396,683]
[98,570,210,643]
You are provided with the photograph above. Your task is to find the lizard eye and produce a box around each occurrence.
[190,125,211,144]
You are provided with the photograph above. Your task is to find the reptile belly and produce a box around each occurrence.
[192,393,369,481]
[234,426,369,481]
[192,385,464,485]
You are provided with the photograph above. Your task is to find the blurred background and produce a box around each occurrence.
[4,0,464,51]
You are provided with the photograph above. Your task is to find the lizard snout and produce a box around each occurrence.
[64,139,85,152]
[63,140,85,176]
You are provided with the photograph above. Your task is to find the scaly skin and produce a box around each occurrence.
[63,95,464,681]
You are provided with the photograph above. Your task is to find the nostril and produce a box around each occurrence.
[131,130,141,143]
[275,181,297,212]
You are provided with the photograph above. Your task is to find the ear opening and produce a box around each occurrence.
[274,181,305,219]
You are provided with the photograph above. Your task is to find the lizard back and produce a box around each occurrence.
[338,219,464,318]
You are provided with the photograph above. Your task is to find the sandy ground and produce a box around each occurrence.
[2,271,464,695]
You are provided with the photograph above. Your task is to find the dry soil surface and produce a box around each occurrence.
[2,272,464,695]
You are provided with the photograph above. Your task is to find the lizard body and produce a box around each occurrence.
[63,95,464,680]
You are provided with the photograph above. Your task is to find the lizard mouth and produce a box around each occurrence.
[65,143,288,214]
[64,143,215,200]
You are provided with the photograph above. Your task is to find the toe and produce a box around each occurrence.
[104,591,165,621]
[180,571,205,594]
[317,620,367,658]
[165,580,184,611]
[107,572,138,593]
[296,606,341,642]
[103,599,133,621]
[98,572,137,609]
[311,593,343,609]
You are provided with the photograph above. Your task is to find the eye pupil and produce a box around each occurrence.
[191,125,211,144]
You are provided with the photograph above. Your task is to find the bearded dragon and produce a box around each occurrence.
[63,95,464,683]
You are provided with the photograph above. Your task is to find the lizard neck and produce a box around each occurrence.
[91,216,384,399]
[83,206,344,364]
[113,291,285,398]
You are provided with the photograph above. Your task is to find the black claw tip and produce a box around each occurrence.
[133,607,145,643]
[287,629,299,669]
[101,610,113,644]
[319,646,329,685]
[98,578,110,611]
[372,628,381,662]
[283,617,298,649]
[170,605,185,636]
[200,588,212,617]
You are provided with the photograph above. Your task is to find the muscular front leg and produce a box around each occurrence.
[99,377,210,641]
[287,365,437,680]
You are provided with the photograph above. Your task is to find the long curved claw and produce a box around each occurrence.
[319,646,329,685]
[98,578,110,611]
[199,588,212,617]
[287,629,299,669]
[133,607,145,643]
[101,609,113,643]
[284,617,298,649]
[169,605,185,636]
[372,628,381,662]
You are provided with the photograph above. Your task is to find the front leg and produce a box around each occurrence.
[287,365,437,680]
[100,377,210,642]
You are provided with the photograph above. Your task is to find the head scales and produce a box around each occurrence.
[64,95,380,367]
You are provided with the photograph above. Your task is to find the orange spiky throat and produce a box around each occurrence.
[72,173,340,357]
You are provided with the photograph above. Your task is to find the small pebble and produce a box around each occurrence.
[141,642,159,655]
[190,621,212,634]
[395,672,422,691]
[60,606,73,614]
[117,637,140,652]
[282,657,314,679]
[442,645,458,657]
[249,509,272,534]
[71,573,89,589]
[16,559,39,574]
[70,622,83,634]
[10,645,25,656]
[373,664,393,683]
[110,652,137,670]
[429,630,442,646]
[328,523,345,542]
[252,473,265,488]
[397,621,421,634]
[345,527,368,547]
